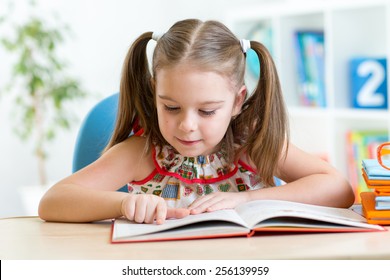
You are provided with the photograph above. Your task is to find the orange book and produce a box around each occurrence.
[362,169,390,188]
[361,192,390,225]
[111,199,384,243]
[375,190,390,196]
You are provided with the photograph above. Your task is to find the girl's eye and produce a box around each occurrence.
[199,110,216,116]
[164,105,179,112]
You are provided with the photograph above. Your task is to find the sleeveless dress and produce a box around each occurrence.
[127,145,266,208]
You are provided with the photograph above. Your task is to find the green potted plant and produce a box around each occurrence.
[0,3,86,213]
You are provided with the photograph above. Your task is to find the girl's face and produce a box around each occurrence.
[155,64,246,157]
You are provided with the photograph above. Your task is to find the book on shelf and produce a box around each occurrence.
[111,199,384,243]
[294,30,325,107]
[246,22,273,80]
[346,130,388,202]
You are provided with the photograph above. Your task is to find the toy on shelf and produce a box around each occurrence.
[350,57,388,109]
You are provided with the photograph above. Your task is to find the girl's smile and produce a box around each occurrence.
[176,138,203,147]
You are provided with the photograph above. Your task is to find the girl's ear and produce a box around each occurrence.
[232,85,247,117]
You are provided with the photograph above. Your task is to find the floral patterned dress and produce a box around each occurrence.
[127,145,266,208]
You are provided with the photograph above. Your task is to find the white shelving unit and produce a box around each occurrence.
[226,0,390,182]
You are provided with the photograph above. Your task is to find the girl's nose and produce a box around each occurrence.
[179,113,197,132]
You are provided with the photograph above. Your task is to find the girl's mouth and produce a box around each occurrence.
[177,138,201,146]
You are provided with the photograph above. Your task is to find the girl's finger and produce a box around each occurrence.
[134,196,147,223]
[188,194,215,210]
[190,196,223,214]
[155,200,168,224]
[167,208,190,219]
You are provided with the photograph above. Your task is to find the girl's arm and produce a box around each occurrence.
[190,143,355,214]
[39,136,148,222]
[251,143,355,208]
[39,137,189,223]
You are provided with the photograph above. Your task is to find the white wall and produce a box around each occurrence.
[0,0,272,217]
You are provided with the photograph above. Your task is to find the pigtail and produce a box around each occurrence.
[235,41,289,186]
[104,32,156,152]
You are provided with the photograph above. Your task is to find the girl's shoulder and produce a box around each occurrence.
[112,135,148,155]
[122,135,148,147]
[110,136,154,181]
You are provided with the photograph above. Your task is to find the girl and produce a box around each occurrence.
[39,19,355,224]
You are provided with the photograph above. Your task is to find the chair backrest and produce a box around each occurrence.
[72,93,127,192]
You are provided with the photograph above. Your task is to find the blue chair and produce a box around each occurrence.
[72,93,127,192]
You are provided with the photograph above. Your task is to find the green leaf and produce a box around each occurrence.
[0,2,87,166]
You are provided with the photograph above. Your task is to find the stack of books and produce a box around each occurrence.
[361,159,390,224]
[346,130,388,202]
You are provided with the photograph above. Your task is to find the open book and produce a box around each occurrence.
[111,199,385,243]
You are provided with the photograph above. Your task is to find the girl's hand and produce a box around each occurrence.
[188,192,250,214]
[121,194,189,224]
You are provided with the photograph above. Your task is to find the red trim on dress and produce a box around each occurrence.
[130,147,260,186]
[131,169,158,185]
[238,159,257,173]
[151,146,239,185]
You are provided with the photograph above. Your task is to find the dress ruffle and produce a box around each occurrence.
[152,145,238,184]
[128,144,265,208]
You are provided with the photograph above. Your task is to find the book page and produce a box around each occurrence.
[234,200,383,230]
[114,222,250,242]
[113,208,249,240]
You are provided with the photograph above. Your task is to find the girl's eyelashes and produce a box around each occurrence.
[199,110,216,116]
[164,105,179,112]
[163,105,216,116]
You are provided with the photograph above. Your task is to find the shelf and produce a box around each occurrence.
[288,106,330,118]
[227,0,390,201]
[334,109,390,120]
[289,107,390,121]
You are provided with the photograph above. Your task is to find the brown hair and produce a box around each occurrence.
[105,19,289,186]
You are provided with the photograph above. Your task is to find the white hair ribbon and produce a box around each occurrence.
[240,39,251,53]
[152,32,164,41]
